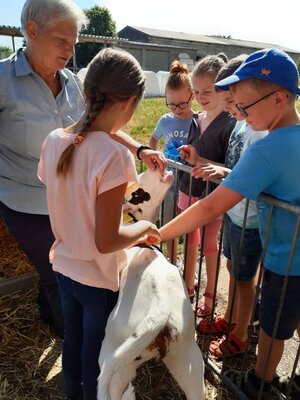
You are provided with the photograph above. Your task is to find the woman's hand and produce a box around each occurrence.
[178,145,198,165]
[140,149,167,176]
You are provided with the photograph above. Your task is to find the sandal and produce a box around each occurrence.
[198,315,236,335]
[196,291,218,317]
[209,332,247,359]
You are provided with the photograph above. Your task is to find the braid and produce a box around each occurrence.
[56,94,106,178]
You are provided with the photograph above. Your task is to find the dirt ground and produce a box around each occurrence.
[0,217,299,399]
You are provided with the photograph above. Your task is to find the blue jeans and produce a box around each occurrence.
[57,273,119,400]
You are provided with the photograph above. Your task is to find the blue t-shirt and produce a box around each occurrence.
[153,113,192,160]
[222,125,300,276]
[225,121,268,228]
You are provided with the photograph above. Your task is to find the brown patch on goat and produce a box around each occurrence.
[147,325,175,361]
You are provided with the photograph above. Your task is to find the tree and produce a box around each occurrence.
[0,46,13,58]
[75,6,116,68]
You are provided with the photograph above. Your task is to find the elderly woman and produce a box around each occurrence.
[0,0,166,341]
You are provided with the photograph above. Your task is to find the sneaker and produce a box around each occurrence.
[224,368,279,400]
[273,367,300,400]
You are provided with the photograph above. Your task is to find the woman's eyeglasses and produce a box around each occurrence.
[235,90,277,117]
[166,93,193,110]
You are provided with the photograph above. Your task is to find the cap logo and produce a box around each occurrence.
[261,68,271,77]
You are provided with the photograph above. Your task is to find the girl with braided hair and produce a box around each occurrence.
[38,47,161,400]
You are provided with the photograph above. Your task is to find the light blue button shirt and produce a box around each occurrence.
[0,49,85,214]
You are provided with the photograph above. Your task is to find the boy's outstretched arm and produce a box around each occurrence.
[159,185,243,242]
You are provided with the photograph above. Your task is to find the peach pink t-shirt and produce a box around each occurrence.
[38,128,139,291]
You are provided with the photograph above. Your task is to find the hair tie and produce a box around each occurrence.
[73,135,85,147]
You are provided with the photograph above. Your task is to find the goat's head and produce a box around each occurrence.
[123,169,173,224]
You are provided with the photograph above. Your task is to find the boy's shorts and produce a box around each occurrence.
[260,269,300,340]
[223,213,262,281]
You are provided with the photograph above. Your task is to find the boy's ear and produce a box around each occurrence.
[275,91,288,105]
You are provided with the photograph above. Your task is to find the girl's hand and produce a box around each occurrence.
[144,222,161,246]
[146,234,161,246]
[140,149,167,176]
[178,145,198,165]
[129,222,161,247]
[191,163,229,181]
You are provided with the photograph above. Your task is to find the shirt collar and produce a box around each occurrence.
[14,48,69,83]
[14,48,32,77]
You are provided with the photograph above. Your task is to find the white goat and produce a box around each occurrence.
[97,169,205,400]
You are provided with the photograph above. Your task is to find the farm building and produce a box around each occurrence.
[1,24,299,73]
[117,25,300,71]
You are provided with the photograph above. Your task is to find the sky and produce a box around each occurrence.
[1,0,300,53]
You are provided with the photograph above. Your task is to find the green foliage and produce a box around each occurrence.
[0,46,13,57]
[124,98,200,146]
[75,5,116,68]
[297,57,300,75]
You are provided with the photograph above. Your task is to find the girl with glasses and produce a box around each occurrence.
[149,61,194,263]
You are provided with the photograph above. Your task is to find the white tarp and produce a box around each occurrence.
[144,71,161,97]
[156,71,169,96]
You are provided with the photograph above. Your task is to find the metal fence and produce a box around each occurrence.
[161,159,300,400]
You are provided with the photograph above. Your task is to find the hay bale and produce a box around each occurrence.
[144,71,161,98]
[157,71,169,96]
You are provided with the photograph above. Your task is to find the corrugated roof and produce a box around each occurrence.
[131,26,223,44]
[211,36,298,54]
[129,26,300,54]
[0,25,127,42]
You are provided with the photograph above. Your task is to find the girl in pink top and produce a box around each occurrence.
[38,48,160,400]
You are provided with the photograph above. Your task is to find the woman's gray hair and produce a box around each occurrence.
[21,0,88,38]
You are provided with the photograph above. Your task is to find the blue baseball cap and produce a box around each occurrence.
[215,48,300,95]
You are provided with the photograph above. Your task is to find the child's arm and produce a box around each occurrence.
[179,145,224,167]
[149,135,159,151]
[148,185,243,244]
[95,183,160,254]
[191,163,231,181]
[113,130,167,175]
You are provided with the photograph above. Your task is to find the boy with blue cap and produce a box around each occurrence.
[147,48,300,399]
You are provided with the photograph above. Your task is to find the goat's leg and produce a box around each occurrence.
[108,362,137,400]
[163,341,205,400]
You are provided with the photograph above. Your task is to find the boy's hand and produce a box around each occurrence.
[191,163,229,181]
[178,145,198,165]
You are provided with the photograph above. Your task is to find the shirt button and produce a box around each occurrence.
[54,110,58,114]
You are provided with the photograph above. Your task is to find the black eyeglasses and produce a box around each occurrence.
[166,93,193,110]
[235,90,277,117]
